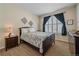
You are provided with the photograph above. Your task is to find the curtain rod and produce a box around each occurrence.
[50,11,66,16]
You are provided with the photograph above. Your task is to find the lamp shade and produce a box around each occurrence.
[5,24,13,33]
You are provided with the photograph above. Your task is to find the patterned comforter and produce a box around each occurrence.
[21,32,53,53]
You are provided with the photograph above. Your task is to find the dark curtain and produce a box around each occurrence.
[54,13,67,35]
[43,16,50,32]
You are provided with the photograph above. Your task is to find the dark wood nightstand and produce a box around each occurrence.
[5,35,18,51]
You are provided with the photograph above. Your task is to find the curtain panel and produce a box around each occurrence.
[54,13,67,35]
[43,16,50,32]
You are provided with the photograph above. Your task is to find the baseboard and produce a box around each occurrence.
[0,46,5,50]
[56,40,69,44]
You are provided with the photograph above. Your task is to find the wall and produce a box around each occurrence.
[39,5,76,42]
[0,5,39,49]
[76,4,79,30]
[0,6,5,49]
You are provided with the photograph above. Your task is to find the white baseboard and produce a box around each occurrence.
[0,46,5,49]
[56,39,69,42]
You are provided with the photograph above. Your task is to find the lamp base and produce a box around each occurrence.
[8,33,11,37]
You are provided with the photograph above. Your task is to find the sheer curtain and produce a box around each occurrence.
[45,16,63,35]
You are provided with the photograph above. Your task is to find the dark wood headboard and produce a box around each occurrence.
[19,27,30,37]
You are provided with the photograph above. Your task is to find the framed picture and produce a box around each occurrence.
[21,17,27,24]
[67,20,73,25]
[28,21,33,27]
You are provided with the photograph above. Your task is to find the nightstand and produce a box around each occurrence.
[5,35,18,51]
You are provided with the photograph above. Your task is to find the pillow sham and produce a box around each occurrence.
[22,28,29,34]
[29,28,36,32]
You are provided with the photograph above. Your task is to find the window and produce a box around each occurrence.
[45,16,63,34]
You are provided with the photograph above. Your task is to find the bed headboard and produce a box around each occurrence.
[19,27,30,37]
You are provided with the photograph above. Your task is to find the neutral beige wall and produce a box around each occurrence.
[0,6,5,49]
[39,5,76,32]
[0,5,39,49]
[4,6,39,30]
[76,4,79,30]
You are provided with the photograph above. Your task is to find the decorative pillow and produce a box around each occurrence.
[22,28,29,34]
[29,28,36,32]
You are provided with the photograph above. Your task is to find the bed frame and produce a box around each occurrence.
[19,27,55,56]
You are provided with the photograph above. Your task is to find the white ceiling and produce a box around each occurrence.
[1,3,76,16]
[19,3,76,16]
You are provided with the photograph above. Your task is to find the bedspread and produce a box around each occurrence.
[21,32,54,53]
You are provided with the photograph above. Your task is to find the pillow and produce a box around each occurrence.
[22,28,29,34]
[29,28,36,32]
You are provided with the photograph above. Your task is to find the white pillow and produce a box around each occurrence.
[22,28,29,34]
[29,28,36,32]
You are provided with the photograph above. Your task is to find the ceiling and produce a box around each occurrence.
[19,3,76,16]
[1,3,76,16]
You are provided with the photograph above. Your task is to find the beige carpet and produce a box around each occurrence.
[0,40,71,56]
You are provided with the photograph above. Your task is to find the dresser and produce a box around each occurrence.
[5,35,18,51]
[74,35,79,55]
[68,32,79,56]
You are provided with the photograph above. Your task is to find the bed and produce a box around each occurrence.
[19,27,55,55]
